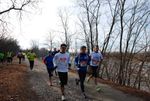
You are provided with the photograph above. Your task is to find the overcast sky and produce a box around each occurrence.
[10,0,74,49]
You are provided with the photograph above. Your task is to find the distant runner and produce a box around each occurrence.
[0,51,4,64]
[52,48,59,76]
[43,51,55,86]
[75,46,90,99]
[6,51,13,64]
[53,44,71,101]
[87,45,103,85]
[27,50,36,70]
[17,51,23,64]
[52,48,58,56]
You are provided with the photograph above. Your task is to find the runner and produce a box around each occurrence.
[52,48,59,76]
[27,50,36,70]
[6,51,13,64]
[52,48,58,56]
[22,52,26,61]
[87,45,103,85]
[53,44,71,101]
[17,51,23,64]
[43,51,55,86]
[0,51,4,64]
[75,46,90,99]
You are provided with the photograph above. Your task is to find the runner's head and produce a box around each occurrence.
[60,44,67,53]
[94,45,99,52]
[49,51,53,56]
[80,46,86,53]
[54,48,57,51]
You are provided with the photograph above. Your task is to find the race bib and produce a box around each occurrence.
[80,61,87,67]
[58,58,67,66]
[92,59,99,65]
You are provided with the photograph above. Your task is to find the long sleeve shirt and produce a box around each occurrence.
[90,51,103,66]
[53,52,70,72]
[44,55,54,68]
[75,53,90,72]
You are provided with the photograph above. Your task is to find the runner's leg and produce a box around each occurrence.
[58,72,68,100]
[93,67,98,85]
[29,61,34,70]
[19,57,21,64]
[78,71,86,92]
[47,68,53,86]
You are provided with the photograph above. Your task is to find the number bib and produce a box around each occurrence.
[80,61,87,67]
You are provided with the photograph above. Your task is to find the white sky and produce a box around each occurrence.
[10,0,74,49]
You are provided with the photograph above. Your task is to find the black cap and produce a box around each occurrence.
[61,44,67,48]
[80,46,86,49]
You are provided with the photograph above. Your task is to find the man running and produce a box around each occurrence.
[52,48,58,56]
[52,48,59,76]
[75,46,90,99]
[43,51,55,86]
[17,51,23,64]
[0,51,4,64]
[53,44,71,101]
[87,45,103,85]
[27,50,36,70]
[6,51,13,64]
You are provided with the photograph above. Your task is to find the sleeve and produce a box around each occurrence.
[53,54,58,67]
[87,54,91,65]
[67,54,71,67]
[74,55,80,70]
[99,52,103,60]
[74,55,79,66]
[43,56,47,64]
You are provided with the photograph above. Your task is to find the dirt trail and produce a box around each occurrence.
[0,59,39,101]
[26,59,144,101]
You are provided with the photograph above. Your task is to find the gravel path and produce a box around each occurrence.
[25,59,144,101]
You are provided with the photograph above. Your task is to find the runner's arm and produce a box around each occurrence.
[53,55,58,68]
[74,55,79,70]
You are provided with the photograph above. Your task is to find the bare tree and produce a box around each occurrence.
[58,8,73,51]
[77,0,103,51]
[44,31,55,51]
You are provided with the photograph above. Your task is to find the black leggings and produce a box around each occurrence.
[78,71,87,92]
[29,61,34,70]
[19,57,22,64]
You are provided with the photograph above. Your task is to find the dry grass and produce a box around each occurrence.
[0,61,39,101]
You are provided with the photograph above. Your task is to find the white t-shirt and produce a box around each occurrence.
[53,52,70,72]
[90,51,103,66]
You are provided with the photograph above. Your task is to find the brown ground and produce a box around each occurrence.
[0,60,39,101]
[70,69,150,101]
[0,59,149,101]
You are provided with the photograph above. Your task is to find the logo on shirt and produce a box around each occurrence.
[59,58,67,63]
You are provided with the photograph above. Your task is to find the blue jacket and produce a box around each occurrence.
[44,55,54,68]
[75,53,90,72]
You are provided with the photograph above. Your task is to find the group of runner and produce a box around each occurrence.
[42,43,103,101]
[0,51,14,64]
[0,43,103,101]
